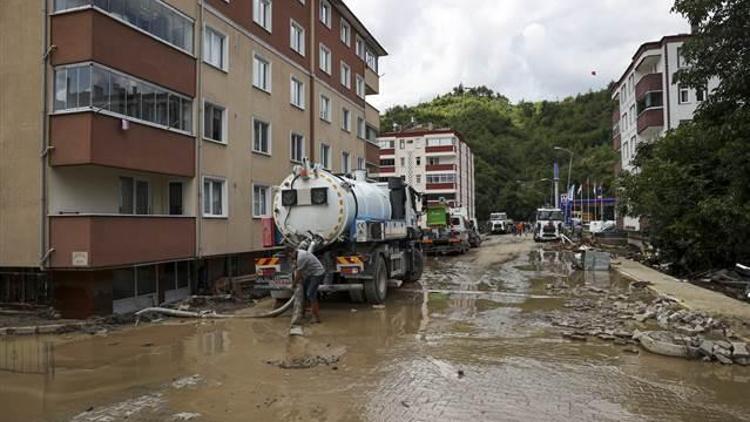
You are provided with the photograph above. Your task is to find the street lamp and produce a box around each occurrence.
[553,146,574,193]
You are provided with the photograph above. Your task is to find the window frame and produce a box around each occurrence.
[202,176,228,218]
[118,176,152,215]
[319,43,332,74]
[340,61,351,89]
[320,143,331,169]
[290,132,305,163]
[320,0,332,28]
[319,94,332,122]
[252,183,271,218]
[356,116,365,139]
[203,100,228,144]
[252,0,273,33]
[678,86,690,104]
[252,117,272,155]
[355,74,365,98]
[203,25,229,72]
[341,107,351,132]
[252,53,272,93]
[341,151,350,173]
[340,20,351,46]
[290,76,305,110]
[290,19,306,56]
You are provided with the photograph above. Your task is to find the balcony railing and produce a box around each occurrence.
[425,164,457,172]
[426,183,457,191]
[635,73,663,100]
[425,145,456,154]
[50,112,195,177]
[49,215,196,269]
[379,166,395,174]
[637,107,664,134]
[380,148,395,156]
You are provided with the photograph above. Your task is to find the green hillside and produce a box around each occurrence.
[381,85,617,220]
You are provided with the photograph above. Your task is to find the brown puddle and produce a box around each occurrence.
[1,237,749,421]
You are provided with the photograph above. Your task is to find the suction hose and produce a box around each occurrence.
[134,295,295,322]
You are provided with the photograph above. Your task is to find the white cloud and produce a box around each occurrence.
[346,0,690,110]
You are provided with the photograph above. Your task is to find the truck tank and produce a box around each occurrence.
[273,166,392,247]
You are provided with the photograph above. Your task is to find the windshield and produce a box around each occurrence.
[537,210,563,221]
[490,213,506,220]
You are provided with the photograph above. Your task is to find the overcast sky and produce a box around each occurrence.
[346,0,691,111]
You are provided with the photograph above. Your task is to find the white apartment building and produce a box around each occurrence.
[377,128,475,219]
[613,34,718,231]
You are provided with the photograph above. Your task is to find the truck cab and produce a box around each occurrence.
[489,212,509,234]
[534,208,564,241]
[422,207,471,255]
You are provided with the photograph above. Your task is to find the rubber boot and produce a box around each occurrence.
[310,302,321,324]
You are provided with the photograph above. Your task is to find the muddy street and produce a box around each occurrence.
[1,236,750,422]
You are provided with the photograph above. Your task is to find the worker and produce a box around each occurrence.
[286,245,326,327]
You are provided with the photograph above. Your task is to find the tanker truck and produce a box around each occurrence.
[254,160,424,304]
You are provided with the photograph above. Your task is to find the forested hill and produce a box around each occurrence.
[381,85,617,220]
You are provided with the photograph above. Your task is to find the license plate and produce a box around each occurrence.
[270,277,292,288]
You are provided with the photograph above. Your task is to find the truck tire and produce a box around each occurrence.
[364,256,388,305]
[349,288,364,303]
[404,250,424,283]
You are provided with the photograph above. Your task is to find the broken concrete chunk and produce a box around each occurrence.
[716,354,733,365]
[731,342,749,358]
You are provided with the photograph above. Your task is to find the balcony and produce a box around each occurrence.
[49,215,195,269]
[365,66,379,95]
[426,183,457,191]
[426,164,457,172]
[425,145,456,154]
[366,102,380,130]
[635,73,663,100]
[380,148,395,156]
[50,8,196,96]
[379,166,395,174]
[50,112,195,177]
[637,108,664,135]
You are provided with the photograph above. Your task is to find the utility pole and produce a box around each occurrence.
[553,162,560,208]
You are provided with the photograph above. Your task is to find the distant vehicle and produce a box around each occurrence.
[422,205,471,254]
[489,212,510,234]
[534,208,564,241]
[588,220,617,233]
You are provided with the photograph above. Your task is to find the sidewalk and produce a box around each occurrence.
[614,258,750,321]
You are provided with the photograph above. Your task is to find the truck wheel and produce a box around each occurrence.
[404,250,424,283]
[349,288,364,303]
[364,256,388,305]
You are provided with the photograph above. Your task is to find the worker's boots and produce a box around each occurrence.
[310,302,322,324]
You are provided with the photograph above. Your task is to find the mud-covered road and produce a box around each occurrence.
[2,236,750,421]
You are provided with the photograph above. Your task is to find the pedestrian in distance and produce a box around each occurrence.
[286,245,326,327]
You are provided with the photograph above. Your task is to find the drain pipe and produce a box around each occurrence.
[196,0,205,259]
[39,0,51,270]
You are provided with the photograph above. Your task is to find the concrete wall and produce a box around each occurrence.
[0,0,44,267]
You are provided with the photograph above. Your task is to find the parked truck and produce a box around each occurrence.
[421,204,471,254]
[255,161,424,304]
[489,212,510,234]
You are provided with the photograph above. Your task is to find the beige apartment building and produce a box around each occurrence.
[0,0,385,316]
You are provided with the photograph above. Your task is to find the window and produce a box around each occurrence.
[169,182,184,215]
[355,75,365,98]
[365,48,378,72]
[290,133,305,162]
[253,118,271,154]
[426,174,456,184]
[380,158,395,166]
[357,117,365,138]
[203,177,226,217]
[676,47,687,68]
[629,105,635,125]
[623,139,629,161]
[340,20,351,46]
[290,77,305,109]
[630,136,636,158]
[355,36,365,58]
[204,102,226,143]
[357,157,365,170]
[342,108,351,132]
[253,185,270,218]
[428,157,440,165]
[320,0,331,27]
[320,143,331,169]
[416,175,421,184]
[253,54,271,92]
[622,113,628,130]
[678,86,690,104]
[319,44,331,74]
[119,177,150,215]
[253,0,272,32]
[379,140,395,149]
[341,152,350,173]
[340,62,351,88]
[426,137,454,147]
[290,20,305,55]
[416,156,421,166]
[54,0,194,53]
[54,63,193,133]
[320,95,331,122]
[400,157,405,166]
[399,139,405,149]
[204,26,227,70]
[696,88,705,102]
[637,91,663,114]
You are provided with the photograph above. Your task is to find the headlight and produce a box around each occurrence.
[281,189,297,206]
[311,187,328,205]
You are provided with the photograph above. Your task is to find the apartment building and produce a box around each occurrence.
[612,33,717,232]
[0,0,386,316]
[376,128,475,220]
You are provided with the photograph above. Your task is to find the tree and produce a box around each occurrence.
[618,0,750,273]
